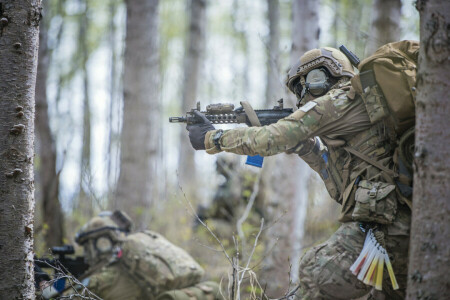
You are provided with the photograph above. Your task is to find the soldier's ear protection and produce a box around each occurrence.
[295,68,333,106]
[95,236,113,253]
[305,68,332,96]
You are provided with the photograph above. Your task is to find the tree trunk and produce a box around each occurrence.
[259,0,318,296]
[0,1,41,298]
[78,0,92,216]
[231,0,250,100]
[265,0,280,104]
[178,0,206,200]
[107,0,120,205]
[35,0,64,247]
[406,1,450,298]
[365,0,402,56]
[116,0,160,228]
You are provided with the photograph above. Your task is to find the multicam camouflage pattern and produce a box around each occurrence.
[203,79,410,299]
[84,264,145,300]
[205,81,398,219]
[353,180,397,224]
[66,230,206,300]
[156,281,224,300]
[205,82,372,158]
[120,231,204,294]
[297,206,410,300]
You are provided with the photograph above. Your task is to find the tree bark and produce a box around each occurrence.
[77,0,92,215]
[178,0,206,200]
[406,1,450,299]
[116,0,160,228]
[265,0,280,104]
[259,0,318,296]
[107,0,120,204]
[365,0,402,56]
[35,0,64,247]
[0,0,41,298]
[231,0,250,100]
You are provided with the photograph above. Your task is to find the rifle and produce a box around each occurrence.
[34,245,89,287]
[169,99,294,126]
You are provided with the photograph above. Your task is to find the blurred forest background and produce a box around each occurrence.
[34,0,419,296]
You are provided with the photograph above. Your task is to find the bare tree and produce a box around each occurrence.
[259,0,318,296]
[35,0,64,247]
[0,0,41,297]
[265,0,281,104]
[365,0,402,56]
[78,0,93,216]
[178,0,206,199]
[406,0,450,298]
[115,0,160,228]
[107,0,121,204]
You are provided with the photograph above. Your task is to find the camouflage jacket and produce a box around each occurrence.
[205,82,402,222]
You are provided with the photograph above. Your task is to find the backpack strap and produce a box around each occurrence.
[343,146,399,179]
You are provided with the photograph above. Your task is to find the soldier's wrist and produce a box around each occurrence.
[205,130,222,154]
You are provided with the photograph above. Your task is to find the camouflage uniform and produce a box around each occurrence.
[202,68,411,298]
[63,211,223,300]
[197,155,264,237]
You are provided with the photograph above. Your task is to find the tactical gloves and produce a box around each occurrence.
[186,111,215,150]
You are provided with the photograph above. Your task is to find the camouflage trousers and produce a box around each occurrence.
[297,206,410,300]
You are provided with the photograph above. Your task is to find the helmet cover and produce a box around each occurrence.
[286,47,355,93]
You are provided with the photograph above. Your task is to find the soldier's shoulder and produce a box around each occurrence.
[328,81,353,101]
[315,87,352,107]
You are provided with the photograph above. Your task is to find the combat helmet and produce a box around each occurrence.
[286,47,355,106]
[75,210,132,264]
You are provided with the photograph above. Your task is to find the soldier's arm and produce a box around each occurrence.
[205,89,357,156]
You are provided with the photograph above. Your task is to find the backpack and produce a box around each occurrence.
[120,231,205,296]
[351,40,419,136]
[349,41,419,207]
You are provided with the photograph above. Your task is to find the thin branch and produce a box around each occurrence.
[238,219,264,289]
[236,171,262,253]
[176,171,233,265]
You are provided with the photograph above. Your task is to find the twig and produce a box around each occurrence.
[272,284,301,300]
[236,171,262,253]
[176,171,233,264]
[36,257,102,300]
[236,219,264,298]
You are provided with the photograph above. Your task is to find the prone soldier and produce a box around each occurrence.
[39,210,224,300]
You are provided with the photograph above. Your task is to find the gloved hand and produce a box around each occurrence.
[186,110,215,150]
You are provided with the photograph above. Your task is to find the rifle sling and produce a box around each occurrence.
[240,101,261,127]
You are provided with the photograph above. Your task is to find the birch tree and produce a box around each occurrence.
[0,0,41,297]
[406,0,450,298]
[260,0,318,295]
[178,0,206,199]
[35,0,64,247]
[77,0,93,216]
[365,0,402,56]
[116,0,160,228]
[265,0,281,103]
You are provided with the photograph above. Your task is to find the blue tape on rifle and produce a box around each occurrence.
[54,278,66,293]
[246,155,264,168]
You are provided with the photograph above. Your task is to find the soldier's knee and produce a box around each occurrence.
[297,243,371,300]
